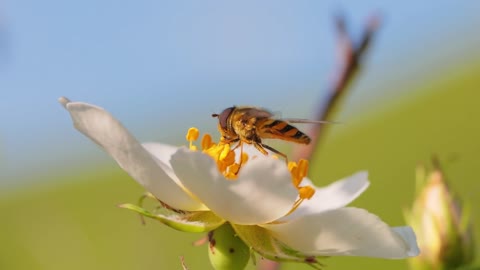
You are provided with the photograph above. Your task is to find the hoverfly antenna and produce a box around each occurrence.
[211,113,219,118]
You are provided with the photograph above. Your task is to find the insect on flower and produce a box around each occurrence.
[59,97,420,267]
[212,106,332,161]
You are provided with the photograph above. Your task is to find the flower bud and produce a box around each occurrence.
[208,223,250,270]
[406,164,475,270]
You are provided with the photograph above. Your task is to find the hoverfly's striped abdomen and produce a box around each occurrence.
[259,119,311,144]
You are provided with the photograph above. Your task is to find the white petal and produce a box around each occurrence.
[141,142,210,211]
[59,97,206,211]
[262,207,420,258]
[170,148,298,225]
[142,142,179,166]
[391,227,420,257]
[234,144,262,160]
[283,171,369,221]
[141,143,186,186]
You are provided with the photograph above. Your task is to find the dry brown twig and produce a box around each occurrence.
[180,256,189,270]
[258,12,381,270]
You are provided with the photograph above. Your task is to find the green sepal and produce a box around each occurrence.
[118,203,225,233]
[407,164,476,270]
[231,224,325,269]
[208,223,250,270]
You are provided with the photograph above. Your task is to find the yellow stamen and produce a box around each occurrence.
[283,159,316,216]
[298,186,315,199]
[288,161,297,172]
[285,186,316,216]
[224,172,238,179]
[227,163,240,177]
[288,159,310,188]
[219,143,231,160]
[286,198,304,216]
[223,150,236,165]
[184,128,316,214]
[297,159,308,180]
[241,152,249,164]
[186,127,199,141]
[186,127,200,150]
[201,134,214,150]
[203,144,220,159]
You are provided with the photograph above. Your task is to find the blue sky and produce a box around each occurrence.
[1,1,479,187]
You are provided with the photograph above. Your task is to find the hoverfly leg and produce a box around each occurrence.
[239,142,244,167]
[259,143,288,164]
[221,138,239,145]
[232,142,246,176]
[230,140,242,151]
[253,142,269,156]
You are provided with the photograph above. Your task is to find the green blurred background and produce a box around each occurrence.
[1,1,479,269]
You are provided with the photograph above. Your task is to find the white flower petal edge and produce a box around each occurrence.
[283,171,370,221]
[142,142,178,166]
[262,207,420,258]
[391,227,420,256]
[142,142,209,210]
[142,143,189,190]
[59,97,206,211]
[170,148,299,225]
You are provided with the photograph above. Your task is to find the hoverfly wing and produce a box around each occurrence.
[245,107,273,118]
[235,106,273,121]
[282,118,342,125]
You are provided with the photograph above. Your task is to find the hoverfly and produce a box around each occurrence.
[212,106,331,160]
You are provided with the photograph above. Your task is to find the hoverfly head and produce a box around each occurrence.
[212,106,235,131]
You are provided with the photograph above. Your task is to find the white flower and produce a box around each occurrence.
[59,97,419,266]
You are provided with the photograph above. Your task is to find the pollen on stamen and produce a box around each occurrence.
[225,163,240,180]
[186,127,200,150]
[297,159,308,180]
[298,186,315,200]
[223,150,236,165]
[288,163,301,187]
[185,128,241,179]
[241,152,249,164]
[283,159,316,217]
[288,159,310,188]
[288,161,297,172]
[219,144,231,160]
[285,185,315,216]
[201,133,214,150]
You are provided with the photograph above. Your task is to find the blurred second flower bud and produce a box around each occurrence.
[405,162,475,270]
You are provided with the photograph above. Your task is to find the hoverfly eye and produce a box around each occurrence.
[218,107,235,130]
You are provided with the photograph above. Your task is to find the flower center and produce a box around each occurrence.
[186,127,245,179]
[186,127,315,203]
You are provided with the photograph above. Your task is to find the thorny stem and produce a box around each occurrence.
[258,12,381,270]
